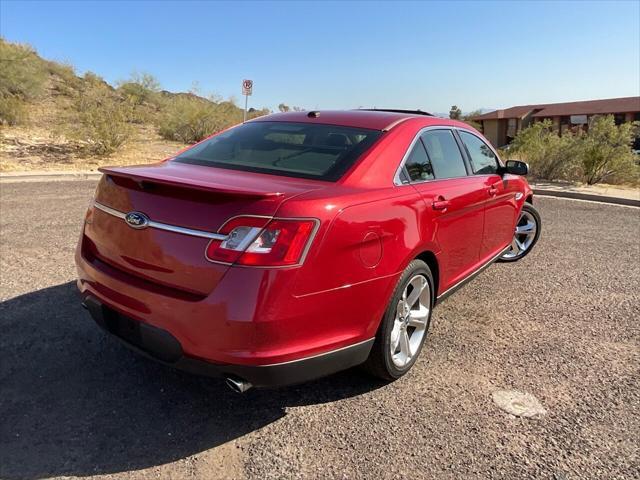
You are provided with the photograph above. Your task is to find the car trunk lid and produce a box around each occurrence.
[83,162,323,296]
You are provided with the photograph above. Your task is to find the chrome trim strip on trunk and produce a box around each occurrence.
[93,201,228,240]
[93,202,126,219]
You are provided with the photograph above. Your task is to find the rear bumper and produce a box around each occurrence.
[83,295,374,387]
[76,234,393,365]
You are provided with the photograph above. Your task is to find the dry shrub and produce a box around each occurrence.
[68,84,133,155]
[0,96,28,126]
[157,95,238,143]
[0,38,47,125]
[509,116,640,185]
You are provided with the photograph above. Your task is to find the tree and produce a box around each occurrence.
[578,115,639,185]
[449,105,462,120]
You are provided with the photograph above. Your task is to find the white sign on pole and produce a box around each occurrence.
[242,79,253,96]
[242,79,253,122]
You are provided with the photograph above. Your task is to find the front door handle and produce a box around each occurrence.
[488,185,498,196]
[432,196,450,211]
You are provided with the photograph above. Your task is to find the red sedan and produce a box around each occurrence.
[76,109,541,392]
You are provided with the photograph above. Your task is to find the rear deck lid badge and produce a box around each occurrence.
[125,211,150,229]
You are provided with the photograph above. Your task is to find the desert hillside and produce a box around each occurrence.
[0,38,270,171]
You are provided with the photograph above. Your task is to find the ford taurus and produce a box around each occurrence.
[76,109,541,392]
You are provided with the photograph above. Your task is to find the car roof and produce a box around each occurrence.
[250,110,463,131]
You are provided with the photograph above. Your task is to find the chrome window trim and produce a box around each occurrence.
[393,126,467,186]
[392,126,504,186]
[93,201,228,241]
[455,127,505,173]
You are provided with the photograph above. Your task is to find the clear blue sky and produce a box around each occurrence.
[1,0,639,113]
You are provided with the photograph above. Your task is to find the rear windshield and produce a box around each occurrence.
[172,121,382,181]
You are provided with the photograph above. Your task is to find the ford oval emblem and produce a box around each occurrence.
[124,211,150,229]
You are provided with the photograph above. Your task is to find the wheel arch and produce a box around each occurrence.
[414,250,440,299]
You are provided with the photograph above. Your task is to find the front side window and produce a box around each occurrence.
[459,131,499,175]
[421,130,467,179]
[173,121,382,181]
[404,140,434,182]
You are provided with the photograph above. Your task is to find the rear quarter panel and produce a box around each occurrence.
[288,187,439,299]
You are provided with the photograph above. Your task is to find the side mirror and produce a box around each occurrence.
[504,160,529,176]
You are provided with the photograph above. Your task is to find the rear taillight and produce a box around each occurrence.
[206,216,318,267]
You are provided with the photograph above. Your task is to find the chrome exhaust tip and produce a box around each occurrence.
[225,376,252,393]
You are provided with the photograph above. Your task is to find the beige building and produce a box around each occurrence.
[471,96,640,148]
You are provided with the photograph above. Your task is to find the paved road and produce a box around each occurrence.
[1,180,638,480]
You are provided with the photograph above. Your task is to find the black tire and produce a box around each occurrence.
[363,259,434,381]
[498,202,542,263]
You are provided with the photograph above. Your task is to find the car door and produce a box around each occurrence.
[457,130,519,262]
[399,128,487,294]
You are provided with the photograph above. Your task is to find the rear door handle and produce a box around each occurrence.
[432,196,450,211]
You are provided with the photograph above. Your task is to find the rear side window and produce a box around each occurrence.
[173,121,382,181]
[404,140,435,182]
[459,131,499,175]
[421,130,467,179]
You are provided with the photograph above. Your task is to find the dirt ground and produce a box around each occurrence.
[0,181,638,479]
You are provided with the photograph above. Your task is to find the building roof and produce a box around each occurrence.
[532,97,640,117]
[471,105,543,120]
[471,97,640,121]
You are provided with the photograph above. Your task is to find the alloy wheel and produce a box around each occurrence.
[501,210,537,260]
[389,274,430,368]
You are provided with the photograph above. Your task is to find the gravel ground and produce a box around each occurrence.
[1,180,638,480]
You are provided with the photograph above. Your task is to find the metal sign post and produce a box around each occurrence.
[242,79,253,122]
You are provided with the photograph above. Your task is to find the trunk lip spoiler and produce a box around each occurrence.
[99,167,286,198]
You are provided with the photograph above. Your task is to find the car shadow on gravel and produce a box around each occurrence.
[0,282,385,480]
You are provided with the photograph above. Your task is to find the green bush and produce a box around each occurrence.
[117,72,161,106]
[509,120,579,180]
[0,38,48,124]
[0,95,27,125]
[157,95,240,143]
[248,106,271,119]
[46,60,81,95]
[68,84,133,155]
[114,73,162,124]
[577,115,639,185]
[0,39,47,101]
[83,71,105,85]
[509,116,640,185]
